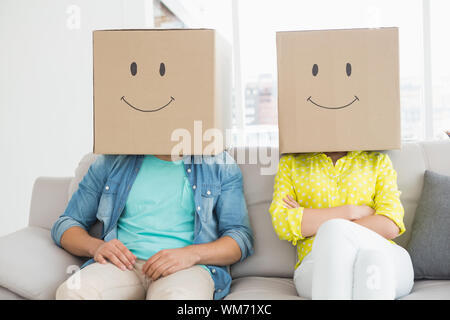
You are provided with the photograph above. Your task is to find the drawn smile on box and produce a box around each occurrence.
[306,95,359,110]
[120,96,175,113]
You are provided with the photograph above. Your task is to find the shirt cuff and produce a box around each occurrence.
[221,229,253,262]
[51,216,87,247]
[374,211,406,236]
[287,207,304,245]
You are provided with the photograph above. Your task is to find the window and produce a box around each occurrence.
[236,0,425,144]
[430,0,450,139]
[153,1,184,28]
[154,0,449,145]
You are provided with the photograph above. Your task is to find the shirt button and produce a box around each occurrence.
[105,185,109,191]
[187,168,192,173]
[192,185,197,190]
[217,289,222,293]
[211,268,216,274]
[207,190,211,195]
[197,206,201,211]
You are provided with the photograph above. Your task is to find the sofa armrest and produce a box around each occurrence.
[29,176,73,230]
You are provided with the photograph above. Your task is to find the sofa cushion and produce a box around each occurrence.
[0,227,84,299]
[230,147,297,279]
[400,280,450,300]
[385,143,428,248]
[420,140,450,177]
[407,170,450,279]
[225,276,304,300]
[230,202,297,279]
[28,177,72,231]
[68,152,98,201]
[0,287,25,300]
[226,277,450,300]
[67,153,103,239]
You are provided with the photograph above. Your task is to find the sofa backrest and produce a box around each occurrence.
[64,141,450,279]
[228,147,296,278]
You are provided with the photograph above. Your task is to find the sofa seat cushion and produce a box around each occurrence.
[226,277,450,300]
[400,280,450,300]
[225,277,305,300]
[0,286,25,300]
[0,227,84,299]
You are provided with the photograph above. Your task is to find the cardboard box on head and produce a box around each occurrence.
[93,29,231,155]
[276,27,400,154]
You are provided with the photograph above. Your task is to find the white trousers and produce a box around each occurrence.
[294,219,414,300]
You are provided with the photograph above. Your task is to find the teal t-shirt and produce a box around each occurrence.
[117,155,197,261]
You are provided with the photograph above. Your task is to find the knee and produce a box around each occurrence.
[354,249,389,268]
[316,218,352,241]
[55,280,77,300]
[55,278,100,300]
[148,286,192,300]
[353,249,395,299]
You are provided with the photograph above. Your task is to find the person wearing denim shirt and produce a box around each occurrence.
[51,151,253,300]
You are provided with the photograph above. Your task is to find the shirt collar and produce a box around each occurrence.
[346,151,364,159]
[304,152,322,160]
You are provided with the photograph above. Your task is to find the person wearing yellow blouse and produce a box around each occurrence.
[269,150,414,299]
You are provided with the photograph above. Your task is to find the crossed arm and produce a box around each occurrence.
[282,195,400,240]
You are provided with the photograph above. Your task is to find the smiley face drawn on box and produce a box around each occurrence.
[93,29,230,155]
[120,60,175,113]
[306,61,359,110]
[276,28,400,153]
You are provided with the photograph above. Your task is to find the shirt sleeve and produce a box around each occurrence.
[269,155,305,245]
[216,152,254,262]
[373,153,406,236]
[51,155,112,247]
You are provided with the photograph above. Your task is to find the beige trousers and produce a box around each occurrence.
[56,260,215,300]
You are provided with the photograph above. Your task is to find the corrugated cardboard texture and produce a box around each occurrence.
[277,28,400,154]
[93,29,231,155]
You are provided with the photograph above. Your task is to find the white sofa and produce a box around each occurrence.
[0,141,449,300]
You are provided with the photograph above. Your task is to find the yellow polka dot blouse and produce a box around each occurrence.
[269,151,405,269]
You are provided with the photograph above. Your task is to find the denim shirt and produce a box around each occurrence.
[51,151,254,300]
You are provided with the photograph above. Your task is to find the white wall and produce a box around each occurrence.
[0,0,150,236]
